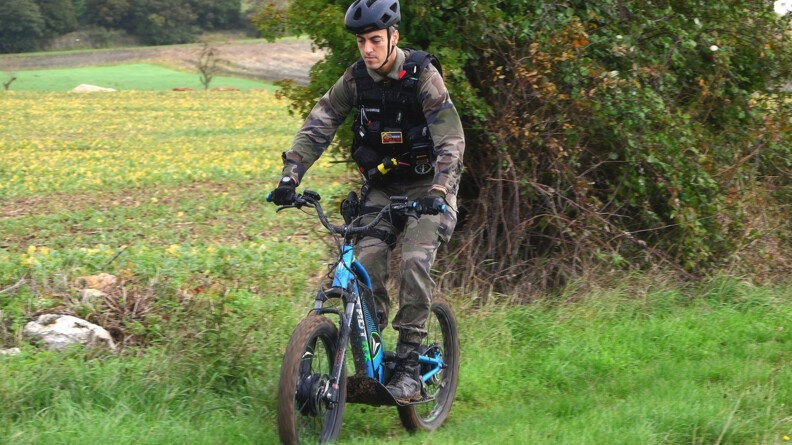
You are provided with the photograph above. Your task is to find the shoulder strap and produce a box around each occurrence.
[352,58,375,107]
[352,58,368,80]
[400,49,442,81]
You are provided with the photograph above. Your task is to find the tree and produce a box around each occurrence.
[196,41,224,90]
[128,0,198,45]
[270,0,792,295]
[71,0,87,25]
[0,0,45,53]
[82,0,131,29]
[249,2,290,39]
[36,0,79,39]
[189,0,241,30]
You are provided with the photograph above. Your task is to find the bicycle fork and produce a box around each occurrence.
[316,286,383,409]
[323,300,354,410]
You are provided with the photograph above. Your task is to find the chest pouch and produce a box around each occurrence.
[407,126,435,176]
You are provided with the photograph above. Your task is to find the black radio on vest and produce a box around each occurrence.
[351,49,442,183]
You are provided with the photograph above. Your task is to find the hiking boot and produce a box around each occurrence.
[385,342,423,403]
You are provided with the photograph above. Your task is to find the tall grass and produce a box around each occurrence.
[0,91,790,444]
[1,281,790,444]
[447,281,792,444]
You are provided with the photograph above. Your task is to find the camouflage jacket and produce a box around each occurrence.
[280,47,465,196]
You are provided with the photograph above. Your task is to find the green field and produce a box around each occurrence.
[1,88,791,444]
[2,63,277,92]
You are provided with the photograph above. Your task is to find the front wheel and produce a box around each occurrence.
[398,297,460,432]
[277,315,346,444]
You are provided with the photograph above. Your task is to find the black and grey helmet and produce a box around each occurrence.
[344,0,401,34]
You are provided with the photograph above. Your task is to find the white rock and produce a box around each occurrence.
[23,314,116,352]
[71,84,116,93]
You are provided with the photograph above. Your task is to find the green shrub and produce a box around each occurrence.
[271,0,792,295]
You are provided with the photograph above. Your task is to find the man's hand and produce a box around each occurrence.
[267,177,297,205]
[413,189,446,215]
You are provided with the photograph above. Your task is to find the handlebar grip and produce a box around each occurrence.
[412,199,446,215]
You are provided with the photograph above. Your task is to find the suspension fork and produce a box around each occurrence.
[322,287,380,407]
[332,244,378,373]
[320,244,379,406]
[323,296,356,408]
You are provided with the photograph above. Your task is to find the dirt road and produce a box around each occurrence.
[0,39,325,85]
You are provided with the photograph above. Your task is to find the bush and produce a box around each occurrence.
[272,0,792,296]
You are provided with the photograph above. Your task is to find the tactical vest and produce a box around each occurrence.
[351,49,442,183]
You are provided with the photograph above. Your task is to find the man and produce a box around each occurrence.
[268,0,464,403]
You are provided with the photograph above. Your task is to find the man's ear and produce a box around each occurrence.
[391,29,399,46]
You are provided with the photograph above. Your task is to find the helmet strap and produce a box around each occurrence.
[377,27,395,71]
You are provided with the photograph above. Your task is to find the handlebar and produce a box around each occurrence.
[267,190,445,237]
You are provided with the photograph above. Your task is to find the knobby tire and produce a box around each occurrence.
[397,297,460,432]
[277,315,346,444]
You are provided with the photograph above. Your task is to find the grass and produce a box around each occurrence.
[1,90,791,444]
[1,282,790,444]
[2,63,277,92]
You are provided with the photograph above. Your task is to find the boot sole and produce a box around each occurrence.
[393,392,423,404]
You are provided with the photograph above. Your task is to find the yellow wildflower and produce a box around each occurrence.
[166,244,181,257]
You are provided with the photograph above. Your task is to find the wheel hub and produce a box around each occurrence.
[295,373,329,416]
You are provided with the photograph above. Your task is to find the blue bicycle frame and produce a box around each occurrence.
[314,245,445,394]
[330,245,384,380]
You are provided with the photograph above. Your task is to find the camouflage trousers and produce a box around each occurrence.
[355,178,457,345]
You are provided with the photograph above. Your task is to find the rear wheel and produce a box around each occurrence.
[397,297,460,432]
[277,315,346,444]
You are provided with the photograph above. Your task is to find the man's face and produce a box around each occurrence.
[356,28,399,72]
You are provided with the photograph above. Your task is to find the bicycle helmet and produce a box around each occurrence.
[344,0,401,34]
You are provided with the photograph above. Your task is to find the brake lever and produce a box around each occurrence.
[275,203,300,213]
[275,195,311,213]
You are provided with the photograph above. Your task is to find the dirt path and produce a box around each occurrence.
[0,39,325,85]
